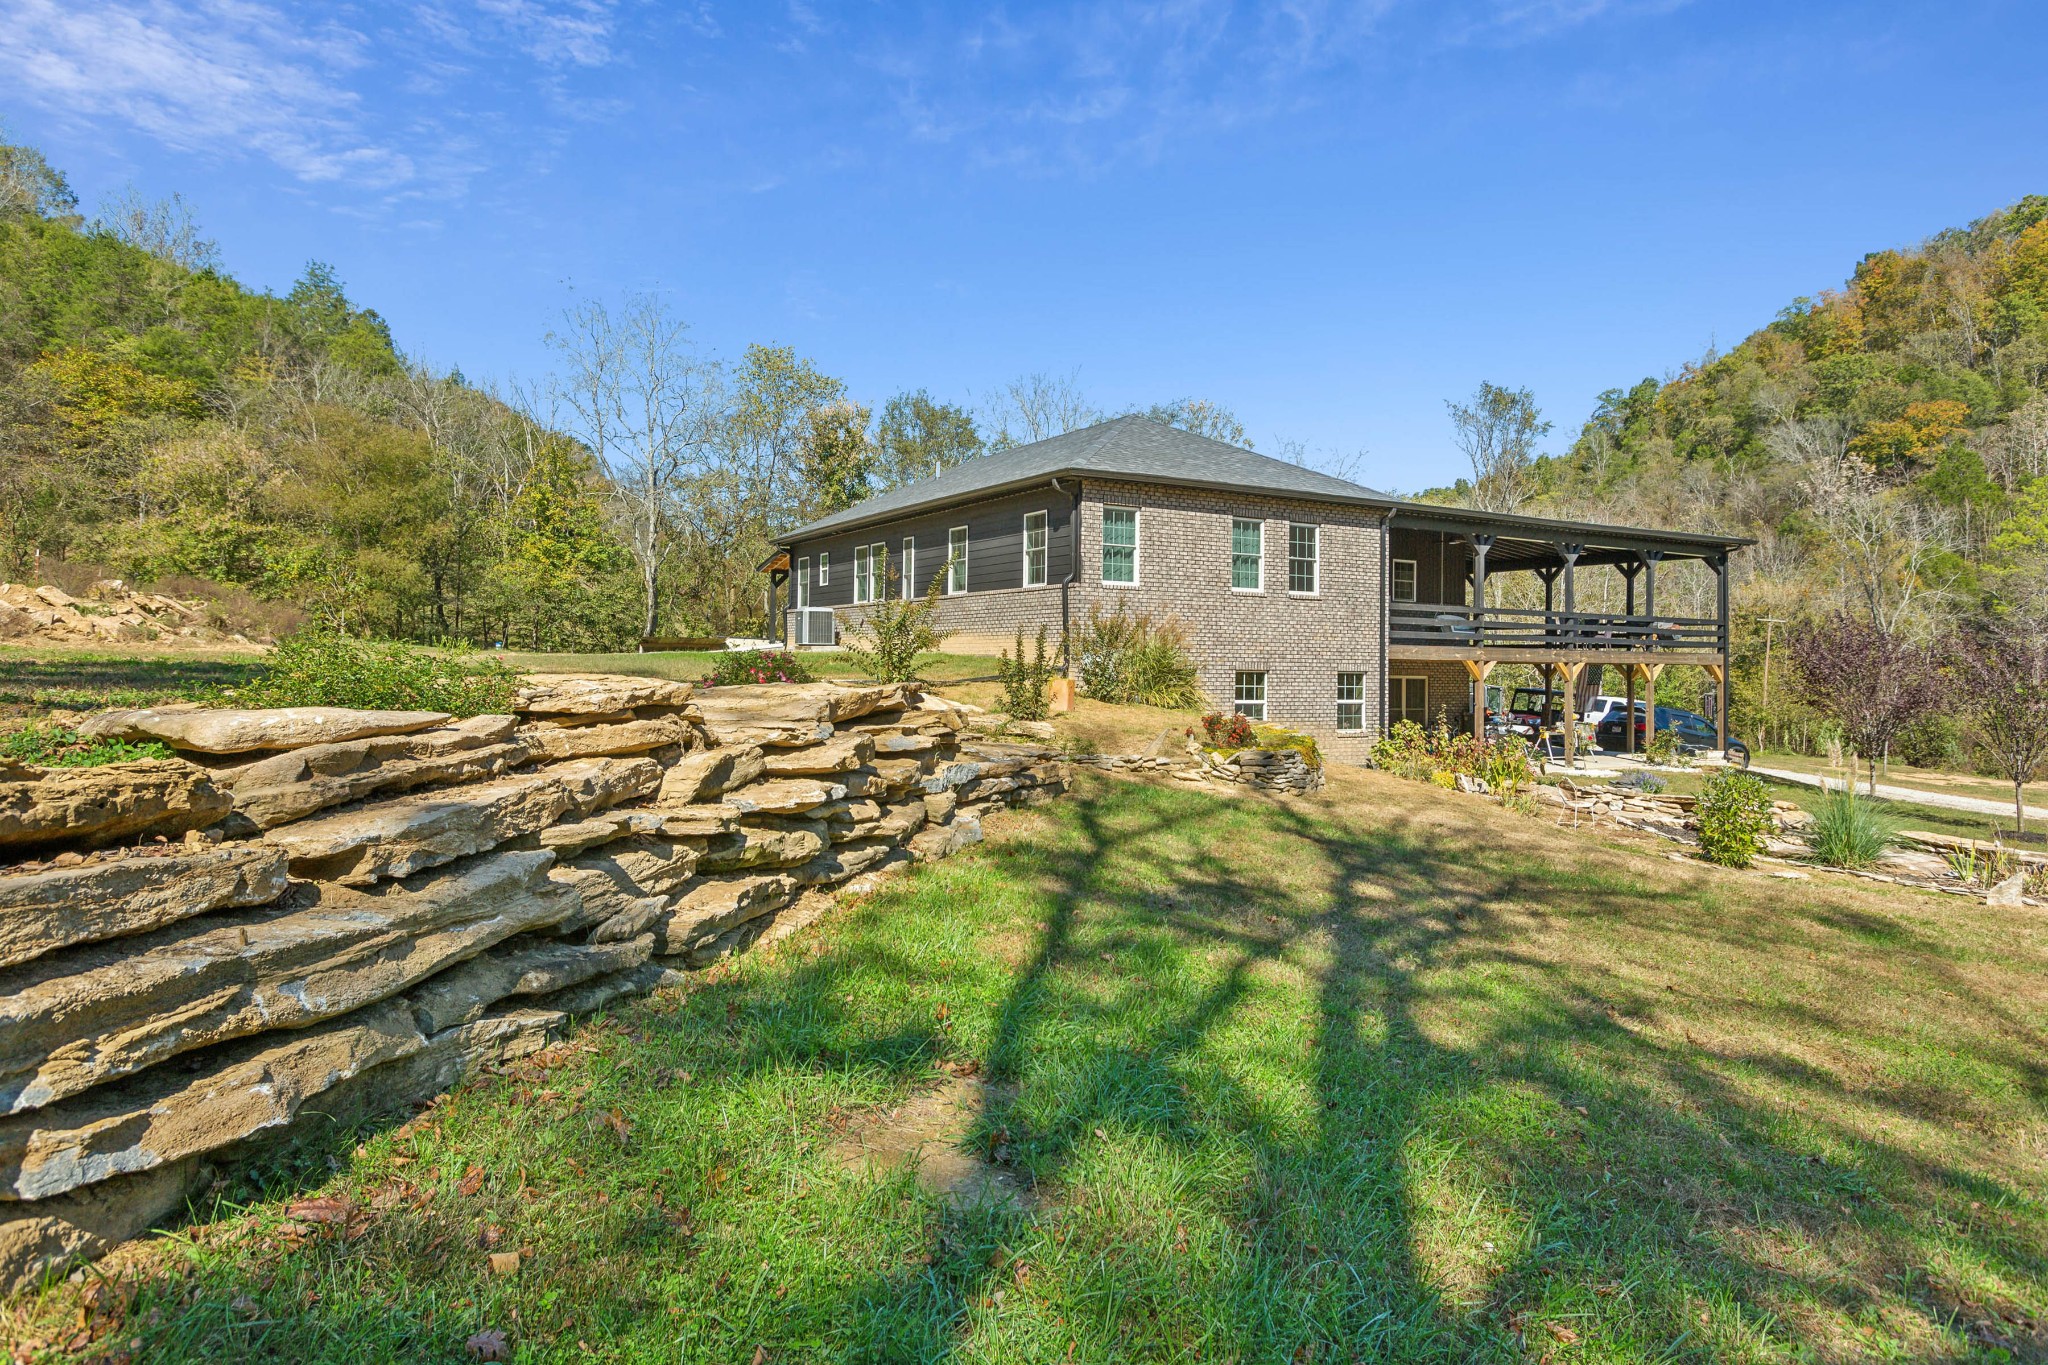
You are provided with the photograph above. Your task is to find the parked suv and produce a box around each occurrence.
[1594,704,1751,766]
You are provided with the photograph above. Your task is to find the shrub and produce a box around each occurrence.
[0,722,174,768]
[1809,787,1897,868]
[1695,769,1774,867]
[999,626,1056,721]
[839,552,950,682]
[237,630,521,716]
[707,649,814,687]
[1478,734,1534,796]
[1611,770,1667,794]
[1369,715,1527,793]
[1199,711,1256,748]
[1074,605,1202,708]
[1643,727,1689,767]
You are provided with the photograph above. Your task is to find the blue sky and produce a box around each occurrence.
[3,0,2045,491]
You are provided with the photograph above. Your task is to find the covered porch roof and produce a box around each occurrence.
[1387,503,1751,571]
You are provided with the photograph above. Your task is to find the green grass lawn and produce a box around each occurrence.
[1634,767,2010,844]
[0,646,263,719]
[1746,751,2040,819]
[12,769,2044,1362]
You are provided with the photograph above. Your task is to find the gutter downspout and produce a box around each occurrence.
[1054,478,1082,676]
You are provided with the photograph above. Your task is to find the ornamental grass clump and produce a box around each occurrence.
[1074,604,1201,709]
[1694,768,1774,868]
[238,630,521,716]
[1808,786,1897,869]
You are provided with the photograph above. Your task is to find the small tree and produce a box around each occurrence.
[999,626,1056,721]
[1789,611,1945,795]
[1960,623,2048,834]
[839,549,950,683]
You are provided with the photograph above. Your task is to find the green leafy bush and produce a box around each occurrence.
[1695,769,1774,867]
[1369,715,1528,793]
[1074,605,1201,708]
[999,626,1056,721]
[707,649,814,686]
[839,553,950,682]
[1809,787,1897,868]
[0,722,174,768]
[237,630,521,716]
[1644,727,1690,767]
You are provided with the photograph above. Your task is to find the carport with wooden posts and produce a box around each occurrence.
[1383,506,1749,763]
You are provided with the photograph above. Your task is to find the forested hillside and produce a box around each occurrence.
[1436,195,2048,754]
[0,138,1006,649]
[0,137,1264,653]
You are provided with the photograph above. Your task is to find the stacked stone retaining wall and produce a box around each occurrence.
[0,677,1064,1291]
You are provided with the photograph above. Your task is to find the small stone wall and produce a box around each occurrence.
[0,678,1064,1292]
[1069,744,1324,794]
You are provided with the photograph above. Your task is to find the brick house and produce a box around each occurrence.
[767,417,1747,763]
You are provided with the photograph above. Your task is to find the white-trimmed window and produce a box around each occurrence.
[1233,671,1267,721]
[1102,506,1138,584]
[947,526,968,594]
[853,544,876,604]
[1392,676,1428,727]
[1392,558,1418,603]
[1288,524,1318,594]
[1337,673,1366,732]
[902,537,916,600]
[796,557,811,609]
[818,550,830,586]
[1231,518,1262,591]
[1023,510,1048,587]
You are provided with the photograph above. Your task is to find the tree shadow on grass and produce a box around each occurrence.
[30,771,2048,1362]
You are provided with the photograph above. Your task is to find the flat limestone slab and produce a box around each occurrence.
[518,716,696,761]
[653,872,798,955]
[514,674,694,716]
[0,1007,563,1293]
[216,717,527,829]
[723,777,845,816]
[262,757,660,885]
[0,849,576,1116]
[0,760,230,851]
[0,845,289,970]
[79,707,452,755]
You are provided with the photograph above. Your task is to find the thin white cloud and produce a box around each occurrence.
[0,0,415,187]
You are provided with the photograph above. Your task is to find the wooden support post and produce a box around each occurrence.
[1643,662,1665,754]
[1470,535,1495,643]
[1713,552,1732,752]
[1704,663,1727,754]
[1560,543,1583,646]
[1462,659,1496,741]
[1558,659,1584,766]
[1624,663,1637,755]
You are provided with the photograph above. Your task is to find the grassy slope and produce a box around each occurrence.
[10,769,2044,1363]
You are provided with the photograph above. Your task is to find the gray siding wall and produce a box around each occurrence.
[1389,527,1468,607]
[787,486,1074,608]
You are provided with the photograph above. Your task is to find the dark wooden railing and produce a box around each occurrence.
[1389,604,1724,653]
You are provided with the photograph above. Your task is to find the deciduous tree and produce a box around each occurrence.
[1789,611,1946,794]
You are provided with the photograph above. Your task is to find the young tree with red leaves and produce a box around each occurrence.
[1789,611,1946,796]
[1961,622,2048,834]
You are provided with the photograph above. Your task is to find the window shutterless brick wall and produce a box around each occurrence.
[1388,661,1477,731]
[1070,480,1389,761]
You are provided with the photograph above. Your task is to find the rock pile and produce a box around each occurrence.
[1071,740,1324,794]
[0,676,1064,1290]
[0,581,252,648]
[1534,778,1807,845]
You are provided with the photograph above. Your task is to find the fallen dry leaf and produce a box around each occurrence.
[458,1166,486,1198]
[1546,1322,1582,1345]
[466,1327,511,1361]
[285,1197,351,1225]
[751,1347,770,1365]
[488,1251,522,1276]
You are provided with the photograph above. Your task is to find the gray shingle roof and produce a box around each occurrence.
[781,415,1396,541]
